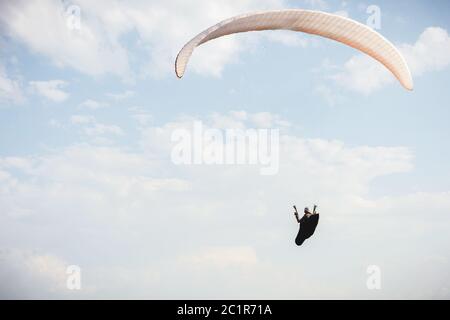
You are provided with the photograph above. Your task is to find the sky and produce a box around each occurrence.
[1,0,450,299]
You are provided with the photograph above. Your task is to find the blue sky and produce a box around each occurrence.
[1,0,450,299]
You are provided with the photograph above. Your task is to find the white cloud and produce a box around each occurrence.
[131,113,153,126]
[128,0,285,77]
[0,250,69,298]
[0,0,286,79]
[0,64,24,105]
[83,123,123,137]
[328,27,450,94]
[179,246,258,269]
[106,90,135,101]
[71,115,95,125]
[0,0,130,78]
[314,84,344,106]
[194,110,289,130]
[79,99,109,110]
[402,27,450,76]
[29,80,69,102]
[330,54,392,95]
[71,115,123,137]
[128,106,153,126]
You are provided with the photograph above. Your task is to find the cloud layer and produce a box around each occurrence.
[328,27,450,95]
[1,111,449,299]
[0,0,285,80]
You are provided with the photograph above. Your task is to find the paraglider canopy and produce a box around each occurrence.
[175,9,413,91]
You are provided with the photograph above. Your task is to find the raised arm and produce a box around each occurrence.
[293,205,301,223]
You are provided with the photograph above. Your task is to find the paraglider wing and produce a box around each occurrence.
[175,9,413,91]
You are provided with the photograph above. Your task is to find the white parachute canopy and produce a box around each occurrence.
[175,9,413,91]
